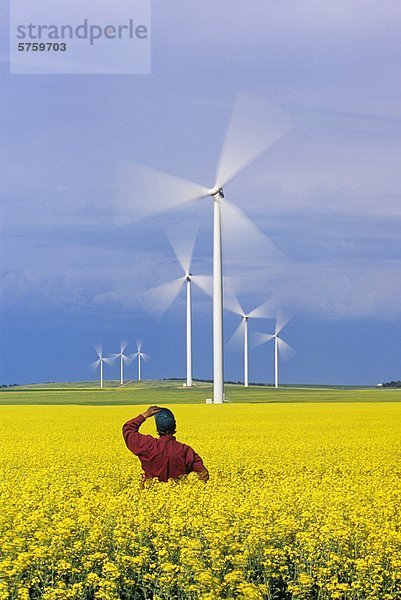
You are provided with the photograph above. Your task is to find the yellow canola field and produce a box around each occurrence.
[1,403,401,600]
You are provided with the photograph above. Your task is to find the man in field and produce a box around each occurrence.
[122,405,209,484]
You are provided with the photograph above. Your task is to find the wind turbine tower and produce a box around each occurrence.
[90,346,113,389]
[210,186,225,402]
[254,310,294,388]
[141,231,212,389]
[132,341,150,382]
[186,273,193,387]
[111,341,132,386]
[226,294,276,387]
[244,315,249,387]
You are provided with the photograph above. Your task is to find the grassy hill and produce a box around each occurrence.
[1,380,400,405]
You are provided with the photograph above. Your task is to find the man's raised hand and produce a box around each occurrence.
[142,406,163,419]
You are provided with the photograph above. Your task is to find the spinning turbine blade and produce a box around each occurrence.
[191,274,213,297]
[115,162,208,224]
[141,352,150,362]
[275,308,292,335]
[103,357,115,366]
[248,298,277,319]
[253,332,275,347]
[120,340,128,354]
[222,200,287,268]
[122,354,133,364]
[140,277,184,318]
[215,92,293,188]
[94,344,103,358]
[89,359,101,371]
[277,338,295,361]
[167,226,198,276]
[136,340,143,352]
[227,320,245,351]
[224,288,244,317]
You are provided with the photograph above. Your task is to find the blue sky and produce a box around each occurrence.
[1,1,400,386]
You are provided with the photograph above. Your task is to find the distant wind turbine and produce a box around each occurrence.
[110,341,132,386]
[131,341,150,382]
[254,310,294,388]
[115,93,291,403]
[90,345,114,389]
[226,293,276,387]
[141,230,212,388]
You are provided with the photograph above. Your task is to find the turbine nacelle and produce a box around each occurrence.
[208,187,224,198]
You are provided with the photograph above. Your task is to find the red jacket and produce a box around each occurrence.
[122,414,207,482]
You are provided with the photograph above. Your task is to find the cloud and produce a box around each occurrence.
[153,0,401,115]
[0,234,213,316]
[1,1,400,327]
[274,260,401,320]
[4,238,399,322]
[229,109,401,221]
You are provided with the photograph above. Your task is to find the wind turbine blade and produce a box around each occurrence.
[227,320,245,352]
[275,308,292,335]
[224,289,244,317]
[141,352,151,362]
[215,92,293,188]
[109,353,121,360]
[94,344,103,358]
[248,298,277,319]
[252,332,275,348]
[139,278,184,319]
[89,359,101,371]
[120,340,128,354]
[277,338,295,361]
[114,162,208,224]
[136,340,143,352]
[222,200,287,268]
[191,274,213,297]
[167,225,198,275]
[103,357,115,366]
[122,354,133,364]
[130,352,139,360]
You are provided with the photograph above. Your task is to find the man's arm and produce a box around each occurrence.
[122,406,162,456]
[185,446,210,482]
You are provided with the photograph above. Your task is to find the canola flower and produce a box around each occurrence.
[1,402,401,599]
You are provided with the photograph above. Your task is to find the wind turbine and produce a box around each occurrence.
[115,93,292,403]
[254,310,294,388]
[141,231,212,388]
[226,293,276,387]
[132,341,150,382]
[110,341,132,386]
[90,345,114,389]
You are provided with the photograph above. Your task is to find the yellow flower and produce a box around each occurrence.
[1,403,400,599]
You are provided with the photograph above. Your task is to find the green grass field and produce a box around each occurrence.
[0,380,400,405]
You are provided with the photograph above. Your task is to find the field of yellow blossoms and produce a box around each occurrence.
[1,402,401,599]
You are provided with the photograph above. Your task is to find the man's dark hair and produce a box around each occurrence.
[155,408,176,435]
